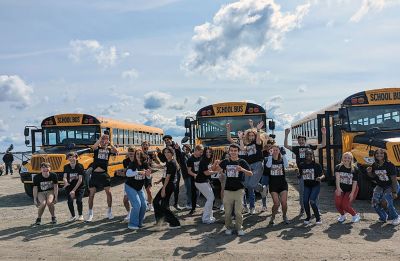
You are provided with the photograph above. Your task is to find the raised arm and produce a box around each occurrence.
[226,123,235,144]
[316,127,327,149]
[256,121,264,145]
[265,155,273,168]
[284,128,293,151]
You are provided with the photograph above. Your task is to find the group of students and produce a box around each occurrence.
[32,122,400,236]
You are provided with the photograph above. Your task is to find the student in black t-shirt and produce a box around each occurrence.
[63,152,85,222]
[87,134,118,222]
[334,152,360,223]
[261,139,275,211]
[212,144,252,236]
[367,148,400,225]
[284,127,326,216]
[153,147,181,229]
[121,146,136,222]
[195,147,219,224]
[265,145,290,225]
[186,144,204,215]
[32,162,59,225]
[120,149,152,230]
[182,144,194,210]
[299,149,325,225]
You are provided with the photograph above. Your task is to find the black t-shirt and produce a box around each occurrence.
[125,161,150,191]
[335,164,359,192]
[93,146,113,171]
[163,160,177,185]
[266,158,286,183]
[219,159,250,191]
[123,157,133,169]
[187,155,202,176]
[372,161,397,189]
[292,145,318,167]
[63,163,84,190]
[196,159,212,183]
[299,161,323,187]
[246,142,263,164]
[33,172,58,192]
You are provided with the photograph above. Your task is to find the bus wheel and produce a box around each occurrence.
[24,184,33,198]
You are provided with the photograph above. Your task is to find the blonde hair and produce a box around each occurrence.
[243,128,266,146]
[339,151,356,172]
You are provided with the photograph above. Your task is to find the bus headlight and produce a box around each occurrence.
[20,166,28,174]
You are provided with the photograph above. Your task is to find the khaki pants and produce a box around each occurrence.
[223,189,244,230]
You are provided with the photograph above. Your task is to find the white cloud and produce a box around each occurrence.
[264,96,310,131]
[143,91,171,110]
[297,84,308,93]
[0,132,24,150]
[168,103,185,110]
[121,68,139,80]
[0,75,34,109]
[0,120,9,132]
[195,96,207,105]
[350,0,400,22]
[182,0,310,81]
[69,39,127,68]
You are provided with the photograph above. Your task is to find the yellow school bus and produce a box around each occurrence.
[183,102,275,160]
[20,113,164,197]
[291,88,400,199]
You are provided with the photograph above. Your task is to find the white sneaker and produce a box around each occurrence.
[303,219,311,225]
[337,215,346,223]
[351,214,360,223]
[391,217,400,226]
[237,230,245,236]
[68,216,77,222]
[128,225,139,230]
[316,219,322,225]
[203,217,216,224]
[225,229,233,235]
[123,214,130,223]
[107,210,114,220]
[261,206,267,212]
[250,208,255,215]
[148,203,154,212]
[220,205,224,212]
[77,215,84,221]
[86,214,94,222]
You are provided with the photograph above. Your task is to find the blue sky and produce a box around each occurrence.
[1,0,400,151]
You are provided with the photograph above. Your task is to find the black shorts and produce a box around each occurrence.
[89,172,111,190]
[269,180,288,194]
[144,177,153,189]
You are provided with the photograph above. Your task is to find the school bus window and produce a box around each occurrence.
[128,130,133,145]
[118,129,124,145]
[113,129,118,144]
[124,129,129,145]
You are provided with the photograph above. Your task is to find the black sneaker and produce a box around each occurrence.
[33,218,41,226]
[189,209,195,215]
[51,217,57,224]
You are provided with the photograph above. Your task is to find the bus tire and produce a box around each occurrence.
[24,184,33,198]
[357,167,374,200]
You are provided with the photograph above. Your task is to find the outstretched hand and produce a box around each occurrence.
[256,121,264,130]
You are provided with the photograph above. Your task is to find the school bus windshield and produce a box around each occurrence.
[348,104,400,132]
[197,115,265,139]
[43,126,101,146]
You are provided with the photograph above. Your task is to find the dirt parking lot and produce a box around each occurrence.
[0,170,400,260]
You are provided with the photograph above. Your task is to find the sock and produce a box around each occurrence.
[88,209,93,215]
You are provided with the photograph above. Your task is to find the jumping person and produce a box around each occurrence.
[367,148,400,225]
[241,120,265,214]
[299,149,324,225]
[158,135,188,210]
[86,134,118,222]
[195,147,217,224]
[212,144,253,236]
[32,162,59,225]
[284,127,326,215]
[153,147,181,229]
[123,149,152,230]
[122,146,136,222]
[266,145,290,225]
[63,152,85,222]
[334,152,360,223]
[186,144,204,215]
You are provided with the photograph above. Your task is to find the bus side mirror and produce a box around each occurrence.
[24,127,29,137]
[268,121,275,131]
[25,140,30,145]
[184,119,191,129]
[181,136,189,143]
[338,108,347,119]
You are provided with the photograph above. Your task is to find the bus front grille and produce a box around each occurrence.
[31,156,64,171]
[393,145,400,163]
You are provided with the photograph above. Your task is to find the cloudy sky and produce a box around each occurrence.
[1,0,400,151]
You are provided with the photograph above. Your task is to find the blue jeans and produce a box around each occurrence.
[303,185,320,220]
[372,185,400,221]
[125,184,147,227]
[261,175,269,207]
[244,161,263,209]
[183,177,192,206]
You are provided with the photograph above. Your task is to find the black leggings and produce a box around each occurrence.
[67,188,84,217]
[153,183,180,226]
[173,171,181,206]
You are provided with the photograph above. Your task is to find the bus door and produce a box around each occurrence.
[317,111,342,184]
